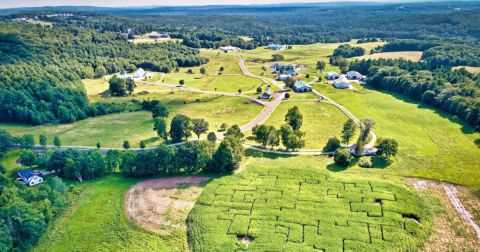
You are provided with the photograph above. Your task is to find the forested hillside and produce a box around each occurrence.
[0,23,207,125]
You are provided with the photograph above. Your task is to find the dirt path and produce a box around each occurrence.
[444,184,480,240]
[406,178,480,250]
[124,176,210,235]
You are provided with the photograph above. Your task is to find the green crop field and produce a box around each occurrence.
[35,176,177,251]
[314,83,480,186]
[0,94,263,148]
[246,101,356,150]
[189,154,432,251]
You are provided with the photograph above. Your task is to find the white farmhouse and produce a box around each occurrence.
[333,76,351,89]
[133,68,145,79]
[17,169,44,187]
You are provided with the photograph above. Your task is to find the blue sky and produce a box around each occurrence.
[0,0,396,9]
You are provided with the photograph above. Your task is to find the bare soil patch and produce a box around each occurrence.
[405,178,480,251]
[125,176,210,235]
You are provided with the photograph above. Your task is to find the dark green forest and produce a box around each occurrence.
[17,2,480,47]
[0,23,207,125]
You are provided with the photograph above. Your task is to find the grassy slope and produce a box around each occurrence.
[246,101,357,149]
[35,175,178,251]
[0,150,21,177]
[0,94,262,148]
[355,51,423,61]
[189,152,432,251]
[315,83,480,186]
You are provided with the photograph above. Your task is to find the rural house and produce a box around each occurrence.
[17,169,44,186]
[271,63,298,76]
[326,71,340,80]
[333,76,351,89]
[267,44,287,50]
[258,85,273,99]
[346,71,365,80]
[148,32,170,39]
[133,68,146,79]
[219,46,241,53]
[293,80,312,92]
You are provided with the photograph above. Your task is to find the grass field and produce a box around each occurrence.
[0,150,21,177]
[238,40,385,82]
[189,154,432,251]
[314,83,480,186]
[0,94,263,148]
[355,51,423,61]
[246,101,356,150]
[452,66,480,74]
[35,175,179,251]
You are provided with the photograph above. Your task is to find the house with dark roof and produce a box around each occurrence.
[258,85,273,100]
[17,169,44,186]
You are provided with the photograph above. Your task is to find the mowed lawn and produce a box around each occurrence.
[35,176,176,251]
[355,51,423,61]
[314,84,480,186]
[0,94,263,148]
[189,153,432,251]
[246,101,356,150]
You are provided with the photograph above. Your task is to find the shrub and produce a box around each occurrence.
[256,87,262,93]
[358,157,373,168]
[324,137,341,152]
[334,149,352,167]
[284,92,290,99]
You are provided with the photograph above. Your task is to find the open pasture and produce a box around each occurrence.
[34,176,178,251]
[355,51,423,61]
[313,84,480,186]
[0,93,263,148]
[189,164,432,251]
[452,66,480,74]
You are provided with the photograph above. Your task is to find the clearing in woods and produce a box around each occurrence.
[188,160,432,251]
[355,51,423,61]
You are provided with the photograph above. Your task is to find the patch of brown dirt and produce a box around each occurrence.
[404,178,480,251]
[124,176,210,235]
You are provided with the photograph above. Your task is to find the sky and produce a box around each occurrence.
[0,0,395,9]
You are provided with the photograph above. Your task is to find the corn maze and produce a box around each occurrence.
[188,169,431,251]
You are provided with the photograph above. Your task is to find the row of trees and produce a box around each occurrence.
[252,106,305,151]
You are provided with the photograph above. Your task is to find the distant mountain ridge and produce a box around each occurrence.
[1,1,478,15]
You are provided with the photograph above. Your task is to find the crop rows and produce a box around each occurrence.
[189,169,431,251]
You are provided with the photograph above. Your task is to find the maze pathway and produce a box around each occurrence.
[189,170,430,251]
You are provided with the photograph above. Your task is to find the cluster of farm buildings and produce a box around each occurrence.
[118,68,152,80]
